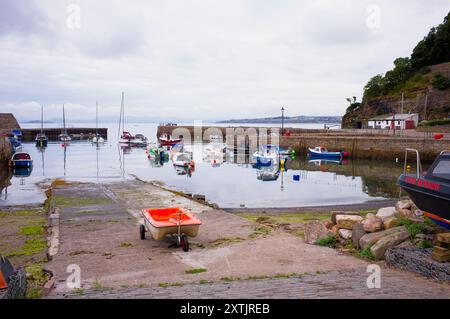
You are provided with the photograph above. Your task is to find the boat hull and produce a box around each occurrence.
[159,139,182,146]
[308,149,342,159]
[397,175,450,221]
[12,160,33,168]
[142,208,201,241]
[143,218,200,241]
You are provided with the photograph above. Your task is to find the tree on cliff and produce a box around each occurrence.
[361,11,450,101]
[411,12,450,69]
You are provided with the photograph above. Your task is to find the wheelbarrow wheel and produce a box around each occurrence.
[180,235,189,252]
[140,224,146,240]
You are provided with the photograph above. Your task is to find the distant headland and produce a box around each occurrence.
[216,115,342,124]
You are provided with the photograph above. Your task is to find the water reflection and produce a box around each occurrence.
[0,131,406,208]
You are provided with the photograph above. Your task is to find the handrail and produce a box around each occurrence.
[440,150,450,155]
[404,148,422,179]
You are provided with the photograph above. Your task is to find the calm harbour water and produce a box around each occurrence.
[0,122,404,208]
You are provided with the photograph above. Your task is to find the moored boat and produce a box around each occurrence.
[10,152,33,168]
[159,134,182,146]
[397,149,450,229]
[308,146,348,159]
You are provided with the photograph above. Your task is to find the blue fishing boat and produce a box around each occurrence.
[308,147,348,159]
[253,145,280,167]
[10,152,33,168]
[6,134,22,153]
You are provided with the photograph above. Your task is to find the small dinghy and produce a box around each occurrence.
[10,152,33,168]
[397,149,450,229]
[140,207,202,252]
[308,146,348,159]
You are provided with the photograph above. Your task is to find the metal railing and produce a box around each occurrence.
[404,148,422,179]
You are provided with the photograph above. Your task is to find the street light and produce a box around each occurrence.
[281,107,285,136]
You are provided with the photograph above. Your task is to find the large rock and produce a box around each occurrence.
[376,207,397,221]
[359,226,407,249]
[339,229,352,240]
[383,217,400,229]
[331,211,361,224]
[398,208,414,219]
[336,215,364,230]
[395,200,413,211]
[362,213,383,233]
[352,223,366,249]
[304,221,335,245]
[370,228,410,260]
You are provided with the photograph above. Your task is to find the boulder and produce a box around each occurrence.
[376,207,397,221]
[304,221,335,245]
[324,220,334,230]
[398,208,414,219]
[362,213,383,233]
[383,217,400,229]
[370,228,410,260]
[352,223,366,249]
[336,215,364,230]
[359,226,407,249]
[339,229,352,240]
[395,200,413,211]
[331,211,361,224]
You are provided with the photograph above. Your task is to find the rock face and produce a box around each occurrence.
[304,221,335,245]
[359,226,407,249]
[370,228,411,260]
[339,229,353,240]
[336,215,364,230]
[376,207,397,221]
[352,223,366,249]
[331,211,361,224]
[362,214,383,233]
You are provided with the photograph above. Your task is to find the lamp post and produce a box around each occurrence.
[281,107,285,136]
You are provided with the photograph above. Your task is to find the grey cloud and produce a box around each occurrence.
[0,0,47,36]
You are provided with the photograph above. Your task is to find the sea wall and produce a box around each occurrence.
[157,125,450,161]
[20,128,108,141]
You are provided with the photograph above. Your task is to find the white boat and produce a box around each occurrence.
[117,92,147,147]
[60,104,71,142]
[253,145,279,166]
[173,152,193,167]
[91,102,105,145]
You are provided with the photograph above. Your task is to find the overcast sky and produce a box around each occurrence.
[0,0,449,122]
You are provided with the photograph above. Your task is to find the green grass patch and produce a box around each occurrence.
[53,196,111,207]
[397,218,430,239]
[25,263,50,299]
[6,237,47,257]
[119,242,133,248]
[19,225,46,236]
[0,210,41,218]
[92,279,103,292]
[356,246,376,261]
[315,235,338,248]
[250,225,272,238]
[419,240,434,249]
[199,280,210,285]
[158,282,184,288]
[185,268,207,275]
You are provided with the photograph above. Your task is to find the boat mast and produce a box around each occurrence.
[96,101,99,136]
[63,104,66,135]
[118,92,125,138]
[41,104,44,135]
